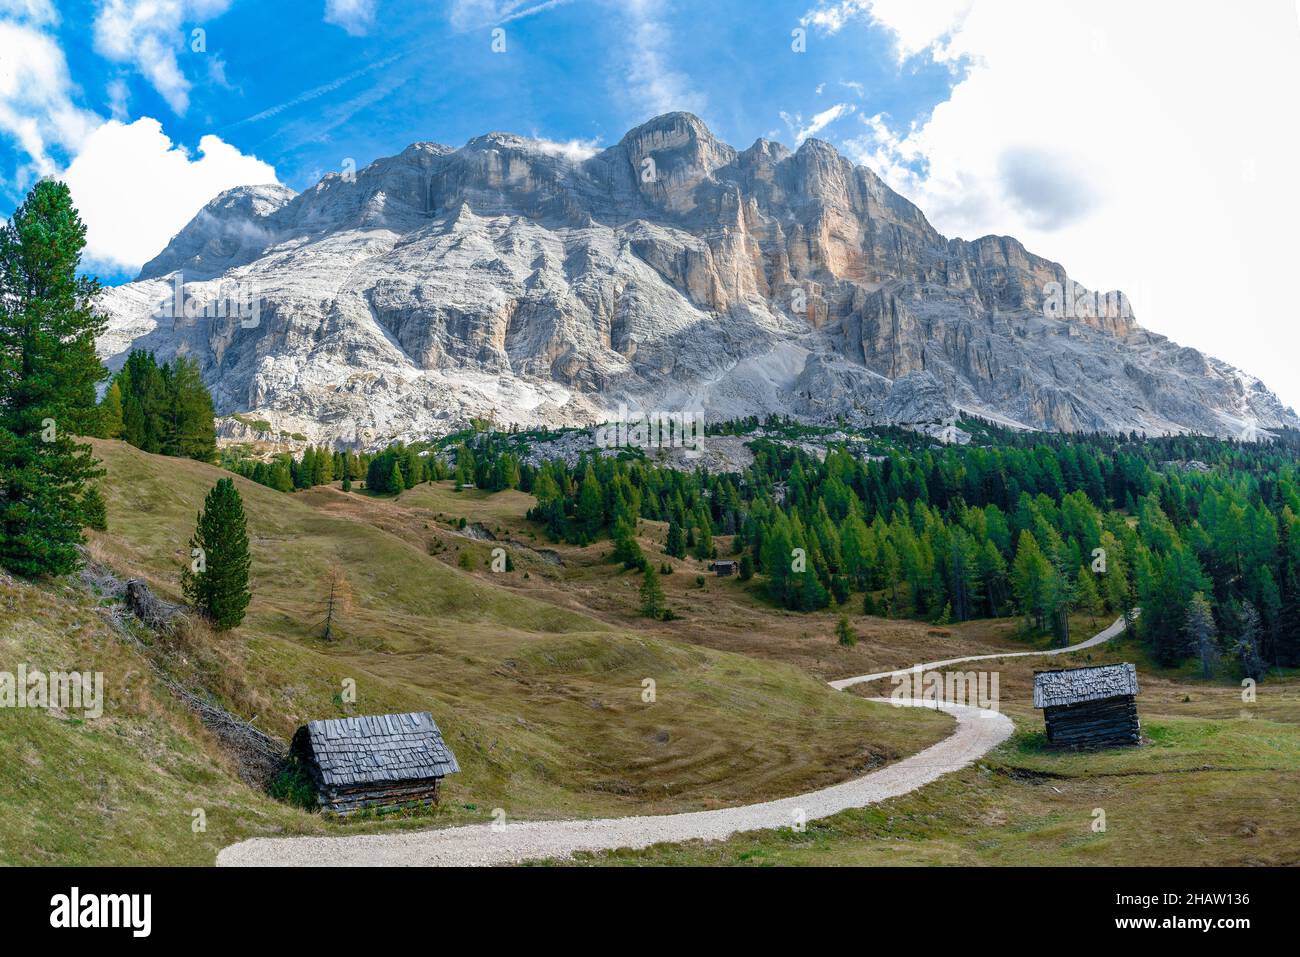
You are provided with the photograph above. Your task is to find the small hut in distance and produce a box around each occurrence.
[1033,663,1140,748]
[289,712,460,814]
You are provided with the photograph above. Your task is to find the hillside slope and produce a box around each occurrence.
[0,441,948,863]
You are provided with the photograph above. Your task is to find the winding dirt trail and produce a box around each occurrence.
[829,613,1132,690]
[217,615,1130,866]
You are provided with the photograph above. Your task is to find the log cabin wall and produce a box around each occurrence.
[1043,695,1140,748]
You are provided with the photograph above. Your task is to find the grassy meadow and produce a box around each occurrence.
[2,439,1295,865]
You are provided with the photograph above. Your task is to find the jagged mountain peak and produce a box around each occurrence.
[618,111,718,146]
[741,137,793,164]
[136,182,295,282]
[102,113,1297,448]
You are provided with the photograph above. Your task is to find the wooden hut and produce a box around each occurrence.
[289,711,460,814]
[710,560,737,577]
[1033,663,1140,748]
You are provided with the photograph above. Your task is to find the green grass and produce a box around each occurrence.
[12,439,1295,867]
[0,440,951,864]
[559,711,1300,867]
[0,575,309,865]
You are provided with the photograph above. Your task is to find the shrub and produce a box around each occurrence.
[81,487,108,531]
[268,757,318,811]
[835,616,857,647]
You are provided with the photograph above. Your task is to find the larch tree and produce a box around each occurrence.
[1185,591,1218,680]
[1232,600,1266,682]
[320,563,352,640]
[835,615,856,646]
[1075,565,1103,626]
[639,562,666,620]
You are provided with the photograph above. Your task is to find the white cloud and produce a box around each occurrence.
[447,0,570,31]
[623,0,707,119]
[801,0,870,36]
[803,0,972,60]
[92,0,233,115]
[324,0,376,35]
[63,117,279,273]
[0,0,58,25]
[781,102,856,144]
[835,0,1300,408]
[529,135,600,162]
[106,78,130,121]
[0,19,100,180]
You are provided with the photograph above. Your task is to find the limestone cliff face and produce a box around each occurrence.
[100,113,1296,447]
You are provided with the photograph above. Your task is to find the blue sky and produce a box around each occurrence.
[3,1,1299,408]
[1,0,966,284]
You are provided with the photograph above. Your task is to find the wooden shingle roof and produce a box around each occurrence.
[1033,663,1138,709]
[294,712,460,787]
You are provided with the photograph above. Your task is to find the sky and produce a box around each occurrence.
[2,0,1299,407]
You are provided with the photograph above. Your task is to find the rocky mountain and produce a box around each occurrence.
[96,112,1297,447]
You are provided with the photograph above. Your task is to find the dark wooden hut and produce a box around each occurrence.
[711,560,737,577]
[289,711,460,814]
[1033,663,1140,748]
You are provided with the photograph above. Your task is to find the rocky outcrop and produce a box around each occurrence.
[96,112,1298,447]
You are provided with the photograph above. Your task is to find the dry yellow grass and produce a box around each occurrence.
[0,442,952,864]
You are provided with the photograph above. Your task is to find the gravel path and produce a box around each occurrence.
[829,613,1133,690]
[217,615,1130,866]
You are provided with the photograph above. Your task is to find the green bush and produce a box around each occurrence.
[81,487,108,531]
[268,758,318,811]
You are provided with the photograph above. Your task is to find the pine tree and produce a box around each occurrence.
[1233,600,1266,681]
[738,552,754,580]
[639,563,666,619]
[575,467,603,543]
[835,615,856,646]
[270,459,294,493]
[313,444,333,486]
[298,447,316,488]
[1185,591,1218,679]
[402,447,421,488]
[611,518,644,570]
[1075,565,1103,625]
[797,569,829,611]
[99,381,124,438]
[879,539,901,613]
[693,506,714,560]
[977,538,1008,616]
[665,519,686,559]
[1011,530,1053,633]
[455,452,473,489]
[182,478,252,630]
[1141,542,1209,665]
[0,180,107,576]
[111,350,219,459]
[81,486,108,531]
[160,356,215,461]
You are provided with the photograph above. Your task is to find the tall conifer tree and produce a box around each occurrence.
[0,181,106,576]
[182,478,252,630]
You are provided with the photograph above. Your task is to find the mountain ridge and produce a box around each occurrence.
[96,111,1297,448]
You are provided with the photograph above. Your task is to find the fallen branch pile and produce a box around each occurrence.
[79,555,288,786]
